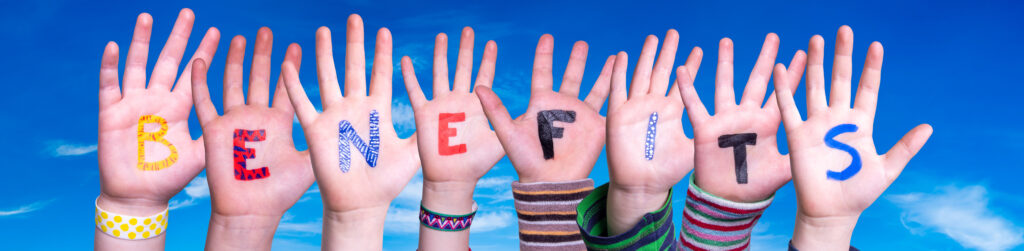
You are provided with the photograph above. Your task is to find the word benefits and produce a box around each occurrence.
[644,112,658,160]
[137,115,178,171]
[537,110,576,159]
[233,129,269,181]
[718,133,756,184]
[824,124,861,181]
[438,112,467,156]
[338,110,381,173]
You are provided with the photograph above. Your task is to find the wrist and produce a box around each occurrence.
[606,183,671,236]
[206,213,281,250]
[97,193,168,217]
[792,211,859,250]
[323,207,388,250]
[421,180,476,214]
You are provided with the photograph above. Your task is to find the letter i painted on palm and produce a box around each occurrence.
[438,112,467,156]
[338,110,381,173]
[824,124,861,181]
[233,129,269,181]
[644,112,658,160]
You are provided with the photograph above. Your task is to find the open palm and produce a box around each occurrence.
[476,34,614,183]
[191,28,314,219]
[98,9,218,209]
[774,26,933,219]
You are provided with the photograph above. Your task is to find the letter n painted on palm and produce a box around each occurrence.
[338,110,381,173]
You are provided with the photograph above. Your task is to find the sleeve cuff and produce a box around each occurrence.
[681,175,773,250]
[576,183,679,250]
[513,179,594,250]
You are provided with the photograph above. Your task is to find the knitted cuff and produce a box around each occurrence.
[681,175,773,250]
[576,183,678,251]
[512,179,594,251]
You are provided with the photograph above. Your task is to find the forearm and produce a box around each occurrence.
[606,183,670,235]
[205,213,281,250]
[791,212,858,251]
[418,181,476,251]
[512,179,593,250]
[322,207,388,251]
[94,194,168,251]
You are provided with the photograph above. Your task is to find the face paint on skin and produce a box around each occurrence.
[233,129,269,181]
[719,133,757,184]
[438,112,467,156]
[338,110,381,173]
[824,124,861,181]
[137,115,178,171]
[644,112,659,160]
[537,110,576,160]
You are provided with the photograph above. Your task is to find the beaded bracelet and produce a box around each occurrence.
[419,202,478,232]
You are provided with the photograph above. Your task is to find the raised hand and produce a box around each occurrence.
[679,34,804,202]
[281,14,419,250]
[96,9,218,249]
[476,34,614,183]
[773,26,933,250]
[399,27,503,250]
[604,30,700,234]
[190,28,315,250]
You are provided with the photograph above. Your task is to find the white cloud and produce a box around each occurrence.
[391,99,416,135]
[0,200,52,216]
[476,176,514,189]
[889,185,1024,251]
[271,238,319,251]
[749,221,789,250]
[468,209,514,232]
[169,176,209,210]
[384,206,421,234]
[50,142,97,156]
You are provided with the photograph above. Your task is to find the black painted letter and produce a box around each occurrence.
[718,133,757,184]
[537,110,576,159]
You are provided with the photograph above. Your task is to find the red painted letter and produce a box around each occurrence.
[438,113,467,155]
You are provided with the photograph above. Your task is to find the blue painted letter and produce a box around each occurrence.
[338,110,381,173]
[824,123,861,181]
[644,112,658,160]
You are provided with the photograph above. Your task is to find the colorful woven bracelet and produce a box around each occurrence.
[95,197,168,240]
[419,202,478,232]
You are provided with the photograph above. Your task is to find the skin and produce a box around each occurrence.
[96,9,219,251]
[191,27,315,250]
[605,30,701,235]
[280,14,420,251]
[400,27,505,250]
[680,34,807,203]
[476,34,615,184]
[774,26,933,250]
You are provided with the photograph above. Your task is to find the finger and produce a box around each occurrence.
[122,13,153,93]
[854,42,884,119]
[715,38,737,110]
[273,43,302,112]
[806,35,828,117]
[149,8,195,92]
[740,33,779,107]
[830,25,854,110]
[558,41,588,97]
[650,29,679,96]
[584,54,616,111]
[475,86,516,138]
[99,42,122,109]
[473,40,498,89]
[190,59,219,127]
[670,46,704,101]
[248,27,274,106]
[677,66,709,124]
[764,50,806,117]
[773,63,803,128]
[401,56,428,108]
[629,35,659,98]
[531,34,555,93]
[608,52,629,111]
[344,14,367,97]
[432,33,450,98]
[369,27,393,101]
[282,62,319,125]
[884,124,933,182]
[223,35,247,112]
[452,27,475,93]
[315,26,343,107]
[171,27,220,102]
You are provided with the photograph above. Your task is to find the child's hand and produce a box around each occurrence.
[775,26,933,250]
[604,30,700,235]
[682,34,804,203]
[190,28,315,249]
[476,34,613,183]
[281,14,419,250]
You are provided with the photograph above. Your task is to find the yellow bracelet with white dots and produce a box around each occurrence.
[94,198,168,240]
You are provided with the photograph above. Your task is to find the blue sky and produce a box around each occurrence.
[1,0,1023,250]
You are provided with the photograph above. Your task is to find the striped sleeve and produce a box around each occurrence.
[681,175,773,251]
[513,179,594,250]
[576,183,679,251]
